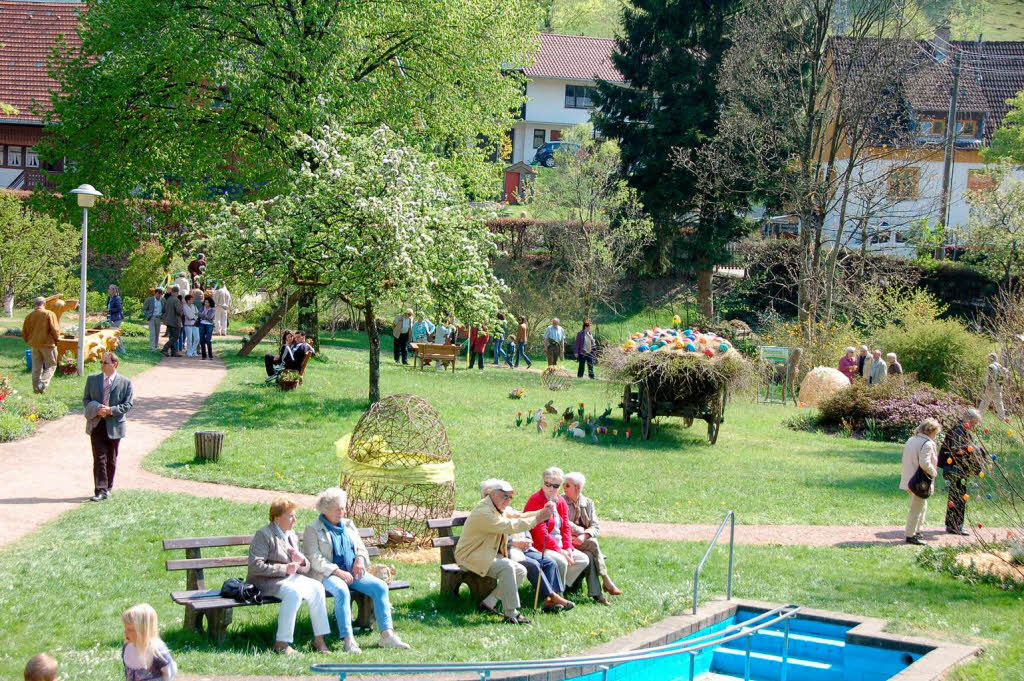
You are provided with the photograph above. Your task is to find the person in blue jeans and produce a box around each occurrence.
[492,313,509,365]
[303,488,410,653]
[514,315,532,369]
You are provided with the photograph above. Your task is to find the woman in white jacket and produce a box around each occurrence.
[900,418,940,545]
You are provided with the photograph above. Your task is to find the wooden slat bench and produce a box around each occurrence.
[428,515,586,603]
[163,527,409,645]
[427,516,496,602]
[411,343,458,372]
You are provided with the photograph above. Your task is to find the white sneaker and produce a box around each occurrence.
[379,631,410,649]
[343,637,362,654]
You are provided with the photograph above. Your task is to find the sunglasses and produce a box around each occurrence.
[544,482,561,489]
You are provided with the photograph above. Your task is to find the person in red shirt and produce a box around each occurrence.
[523,466,590,592]
[469,325,490,373]
[838,346,858,383]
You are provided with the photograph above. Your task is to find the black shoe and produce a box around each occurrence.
[503,614,531,625]
[89,494,105,502]
[170,352,182,357]
[103,490,111,499]
[561,600,575,611]
[541,603,564,614]
[946,528,970,536]
[477,602,500,616]
[905,536,926,545]
[592,594,611,605]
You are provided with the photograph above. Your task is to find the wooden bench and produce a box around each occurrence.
[427,516,496,601]
[411,343,458,372]
[163,527,409,645]
[428,515,586,603]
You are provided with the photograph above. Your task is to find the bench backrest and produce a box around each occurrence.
[427,516,467,564]
[163,527,379,590]
[417,344,459,359]
[299,352,312,375]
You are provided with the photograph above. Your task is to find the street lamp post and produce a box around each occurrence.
[69,184,103,376]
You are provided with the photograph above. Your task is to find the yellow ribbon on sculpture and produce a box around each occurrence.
[335,434,455,486]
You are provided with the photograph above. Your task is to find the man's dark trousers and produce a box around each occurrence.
[161,326,181,354]
[394,332,409,364]
[91,426,120,496]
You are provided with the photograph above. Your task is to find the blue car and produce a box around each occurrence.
[533,141,581,168]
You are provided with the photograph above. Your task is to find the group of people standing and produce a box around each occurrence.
[838,345,902,385]
[391,310,598,379]
[143,284,230,359]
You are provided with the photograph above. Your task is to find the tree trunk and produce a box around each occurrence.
[297,288,320,352]
[363,301,381,404]
[3,290,13,318]
[696,268,714,321]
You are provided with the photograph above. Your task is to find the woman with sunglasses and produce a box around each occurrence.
[522,466,590,593]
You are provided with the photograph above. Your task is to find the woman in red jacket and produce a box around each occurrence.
[523,466,590,591]
[469,325,490,373]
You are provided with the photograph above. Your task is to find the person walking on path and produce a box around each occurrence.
[838,347,858,383]
[160,286,183,357]
[492,313,509,366]
[143,288,164,352]
[106,285,125,353]
[939,408,985,536]
[22,297,60,394]
[182,294,200,357]
[886,352,903,376]
[198,297,216,359]
[469,325,490,373]
[514,315,532,369]
[543,318,565,367]
[899,419,940,545]
[83,352,134,502]
[213,284,231,335]
[867,349,887,386]
[574,321,596,379]
[979,352,1008,421]
[392,308,413,365]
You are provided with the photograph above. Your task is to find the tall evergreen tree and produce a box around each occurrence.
[594,0,747,318]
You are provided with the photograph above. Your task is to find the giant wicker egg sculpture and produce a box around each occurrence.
[338,394,455,546]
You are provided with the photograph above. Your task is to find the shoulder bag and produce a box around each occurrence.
[907,439,934,499]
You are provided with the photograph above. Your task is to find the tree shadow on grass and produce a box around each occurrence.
[171,388,368,431]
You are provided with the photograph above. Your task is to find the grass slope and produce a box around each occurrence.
[0,491,1020,680]
[142,342,1017,526]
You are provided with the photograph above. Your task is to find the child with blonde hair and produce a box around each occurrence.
[122,604,177,681]
[24,653,58,681]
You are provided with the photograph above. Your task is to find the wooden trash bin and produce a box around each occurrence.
[194,431,225,462]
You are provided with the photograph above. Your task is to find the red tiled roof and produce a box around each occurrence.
[0,1,83,123]
[524,33,622,83]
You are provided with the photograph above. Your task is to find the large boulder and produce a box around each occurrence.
[799,366,850,408]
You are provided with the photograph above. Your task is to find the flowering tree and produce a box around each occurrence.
[964,164,1024,291]
[206,125,505,402]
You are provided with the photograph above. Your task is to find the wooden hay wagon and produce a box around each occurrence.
[620,378,728,444]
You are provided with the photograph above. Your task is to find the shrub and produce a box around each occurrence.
[816,375,971,442]
[0,410,35,442]
[85,290,106,314]
[13,396,69,421]
[873,317,988,391]
[119,241,170,300]
[91,320,146,337]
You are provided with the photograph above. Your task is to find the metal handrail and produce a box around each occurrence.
[312,603,801,681]
[692,510,735,614]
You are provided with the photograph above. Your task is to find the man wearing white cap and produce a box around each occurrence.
[979,352,1007,421]
[455,479,555,624]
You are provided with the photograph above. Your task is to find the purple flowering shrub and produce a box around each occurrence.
[817,375,971,442]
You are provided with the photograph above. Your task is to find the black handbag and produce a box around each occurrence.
[220,577,263,605]
[908,467,934,499]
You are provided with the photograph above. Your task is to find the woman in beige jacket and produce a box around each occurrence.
[303,488,409,652]
[900,419,940,545]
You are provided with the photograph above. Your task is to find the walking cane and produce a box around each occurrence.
[533,574,542,611]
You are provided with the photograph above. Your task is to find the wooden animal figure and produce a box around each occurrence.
[544,400,558,414]
[535,409,547,432]
[597,405,613,426]
[562,407,575,423]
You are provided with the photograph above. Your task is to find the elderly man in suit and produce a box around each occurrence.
[455,479,554,624]
[83,352,134,502]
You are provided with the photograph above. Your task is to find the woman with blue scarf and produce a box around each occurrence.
[303,488,410,653]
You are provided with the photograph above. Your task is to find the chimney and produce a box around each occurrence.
[933,23,951,62]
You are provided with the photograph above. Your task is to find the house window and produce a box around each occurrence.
[888,168,920,200]
[955,120,978,138]
[917,118,945,137]
[0,146,4,165]
[870,230,892,245]
[550,130,562,142]
[7,146,22,166]
[532,129,546,149]
[25,148,39,168]
[967,168,996,193]
[895,231,907,243]
[564,84,596,109]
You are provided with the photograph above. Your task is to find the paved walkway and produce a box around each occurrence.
[0,354,998,551]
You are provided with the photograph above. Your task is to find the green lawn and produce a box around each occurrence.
[0,491,1020,681]
[142,344,1019,526]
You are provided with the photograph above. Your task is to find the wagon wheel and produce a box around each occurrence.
[622,384,634,424]
[640,382,654,441]
[707,390,726,445]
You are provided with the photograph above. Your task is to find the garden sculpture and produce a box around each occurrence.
[797,367,850,408]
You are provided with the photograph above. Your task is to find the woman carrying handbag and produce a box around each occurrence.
[899,418,941,545]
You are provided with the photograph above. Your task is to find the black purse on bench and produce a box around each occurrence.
[220,578,264,605]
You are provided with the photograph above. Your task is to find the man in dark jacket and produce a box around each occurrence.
[82,352,134,501]
[160,285,184,357]
[939,408,984,535]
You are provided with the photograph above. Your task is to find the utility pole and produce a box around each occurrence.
[938,50,962,233]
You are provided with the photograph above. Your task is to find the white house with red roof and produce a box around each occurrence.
[511,33,623,165]
[0,0,82,190]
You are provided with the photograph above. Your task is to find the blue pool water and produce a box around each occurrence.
[586,609,922,681]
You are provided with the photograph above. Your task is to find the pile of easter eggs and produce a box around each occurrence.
[622,326,733,358]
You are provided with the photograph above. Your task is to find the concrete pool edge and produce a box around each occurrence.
[522,598,984,681]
